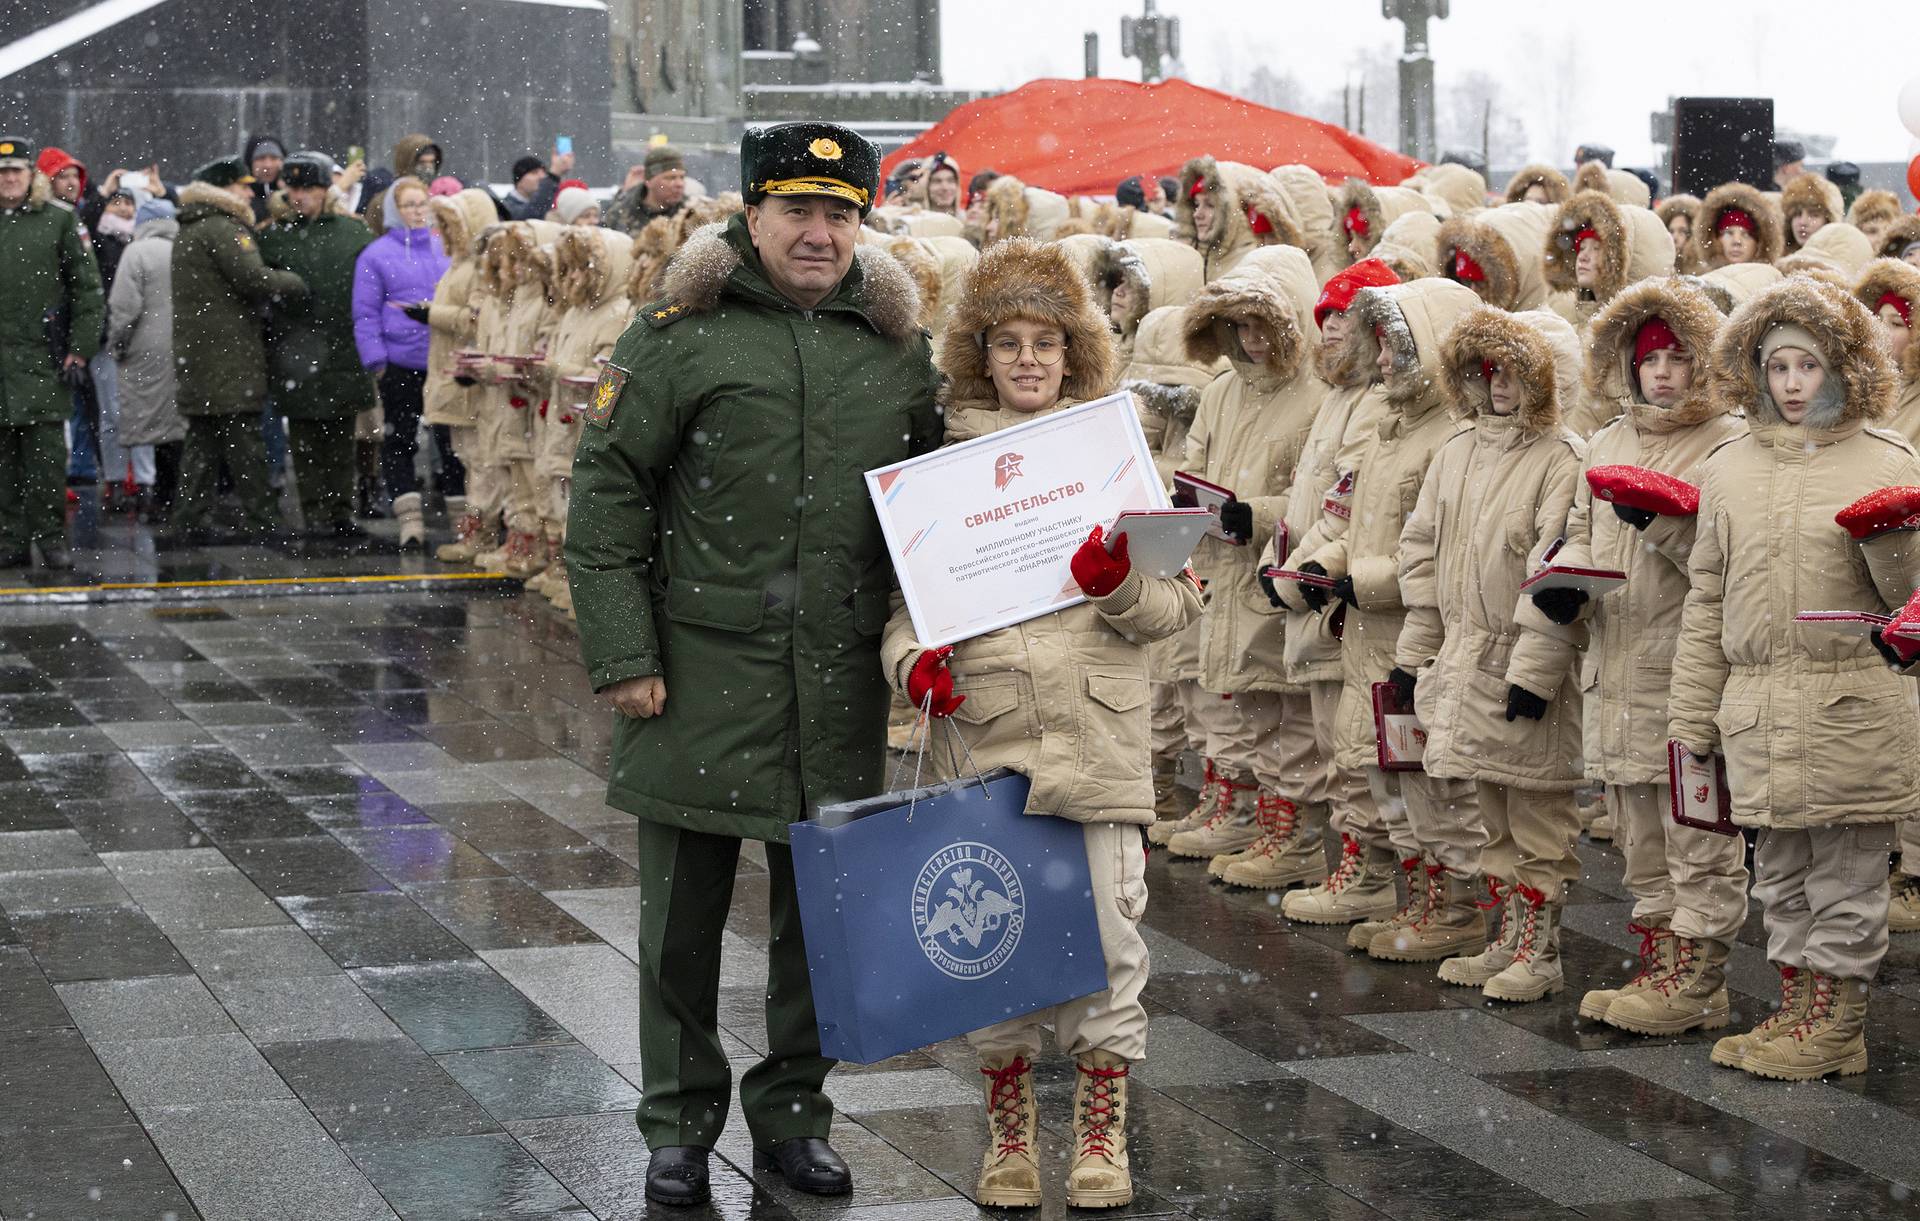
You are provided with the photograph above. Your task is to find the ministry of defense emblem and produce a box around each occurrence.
[912,841,1026,981]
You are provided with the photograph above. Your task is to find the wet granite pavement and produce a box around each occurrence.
[3,539,1920,1218]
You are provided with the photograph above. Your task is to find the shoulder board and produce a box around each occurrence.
[1862,426,1919,455]
[642,299,691,329]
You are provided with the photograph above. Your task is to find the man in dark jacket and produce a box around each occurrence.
[567,122,941,1207]
[604,144,688,237]
[243,134,286,223]
[0,135,103,569]
[258,154,375,539]
[501,151,570,221]
[169,158,306,543]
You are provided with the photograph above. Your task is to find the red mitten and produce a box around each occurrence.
[1585,464,1700,516]
[1836,486,1920,540]
[1885,588,1920,664]
[1070,526,1131,598]
[906,646,966,718]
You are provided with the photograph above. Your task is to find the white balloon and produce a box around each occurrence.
[1900,76,1920,140]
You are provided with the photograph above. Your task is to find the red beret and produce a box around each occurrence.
[1586,464,1700,516]
[1314,258,1400,327]
[1836,486,1920,540]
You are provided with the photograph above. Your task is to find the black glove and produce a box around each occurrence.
[1296,560,1329,612]
[56,361,90,391]
[1505,684,1549,722]
[1387,666,1418,706]
[1217,498,1253,544]
[1530,586,1589,626]
[401,301,432,324]
[1331,575,1358,608]
[1612,502,1657,530]
[452,373,478,387]
[1871,628,1906,670]
[1257,566,1282,607]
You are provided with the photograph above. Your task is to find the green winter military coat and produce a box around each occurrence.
[0,172,103,426]
[257,198,375,419]
[171,182,306,417]
[567,212,942,841]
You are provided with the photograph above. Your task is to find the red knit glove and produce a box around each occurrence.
[1070,526,1131,598]
[1586,464,1699,516]
[906,646,966,718]
[1836,486,1920,540]
[1884,589,1920,665]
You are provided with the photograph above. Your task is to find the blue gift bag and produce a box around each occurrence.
[791,767,1110,1064]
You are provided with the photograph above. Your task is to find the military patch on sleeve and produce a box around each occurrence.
[585,363,630,429]
[237,233,255,252]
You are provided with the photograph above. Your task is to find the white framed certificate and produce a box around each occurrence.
[866,392,1169,647]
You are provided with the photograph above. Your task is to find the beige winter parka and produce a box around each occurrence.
[1557,278,1745,785]
[1180,246,1325,695]
[535,228,631,484]
[1437,202,1556,312]
[1504,165,1571,207]
[880,239,1201,824]
[1177,157,1279,283]
[1269,164,1344,284]
[1854,258,1920,444]
[1667,277,1920,828]
[1542,190,1676,334]
[1393,309,1587,792]
[1776,222,1875,283]
[1336,180,1431,267]
[1403,163,1488,218]
[423,188,499,428]
[1371,211,1441,283]
[1059,236,1204,363]
[1573,161,1651,210]
[1299,278,1481,770]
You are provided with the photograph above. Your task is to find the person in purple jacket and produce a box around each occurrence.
[353,176,459,548]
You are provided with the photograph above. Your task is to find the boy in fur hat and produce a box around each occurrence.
[1159,248,1334,890]
[1669,278,1920,1079]
[1389,308,1587,1001]
[1847,189,1903,250]
[882,237,1200,1209]
[1535,277,1750,1031]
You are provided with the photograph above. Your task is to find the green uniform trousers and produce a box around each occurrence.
[288,416,358,530]
[175,414,280,533]
[633,819,835,1149]
[0,423,67,554]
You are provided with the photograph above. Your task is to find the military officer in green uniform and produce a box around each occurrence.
[258,153,375,540]
[169,157,306,543]
[567,122,941,1206]
[0,135,103,569]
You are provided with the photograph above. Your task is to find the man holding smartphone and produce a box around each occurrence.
[501,142,573,221]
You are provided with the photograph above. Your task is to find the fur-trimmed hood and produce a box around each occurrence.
[1176,157,1274,278]
[1586,276,1728,429]
[431,188,499,265]
[934,236,1118,406]
[925,235,978,334]
[1692,181,1784,270]
[1268,164,1340,274]
[1057,235,1204,339]
[656,213,922,344]
[1437,201,1554,311]
[885,236,942,330]
[1439,306,1570,435]
[1542,191,1675,302]
[1127,304,1224,400]
[980,176,1070,245]
[1777,221,1875,282]
[1780,174,1845,254]
[556,226,633,309]
[389,133,441,177]
[1855,257,1920,387]
[1872,215,1920,262]
[1335,179,1430,265]
[1239,172,1308,252]
[1371,211,1440,281]
[1712,275,1896,429]
[627,194,743,304]
[1180,245,1318,388]
[1848,189,1904,237]
[1504,164,1571,206]
[1351,277,1482,411]
[1656,193,1703,272]
[1404,162,1488,217]
[1573,161,1651,209]
[177,181,256,229]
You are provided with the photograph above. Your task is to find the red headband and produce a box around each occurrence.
[1452,248,1487,283]
[1716,207,1757,235]
[1573,226,1601,250]
[1481,359,1499,382]
[1878,291,1914,327]
[1248,205,1273,236]
[1633,316,1683,368]
[1190,179,1208,200]
[1344,206,1369,238]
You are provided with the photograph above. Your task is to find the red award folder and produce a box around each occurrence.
[1371,681,1426,772]
[1172,471,1241,544]
[1667,740,1739,836]
[1794,610,1892,636]
[1519,565,1627,597]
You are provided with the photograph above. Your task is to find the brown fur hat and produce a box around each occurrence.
[1691,181,1784,269]
[1439,306,1564,434]
[1854,257,1920,387]
[1585,276,1726,423]
[481,222,533,297]
[935,236,1118,404]
[1849,189,1904,235]
[1713,274,1896,427]
[1180,246,1314,382]
[1504,164,1571,206]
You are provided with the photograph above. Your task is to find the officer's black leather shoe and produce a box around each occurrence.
[644,1145,710,1206]
[752,1137,852,1196]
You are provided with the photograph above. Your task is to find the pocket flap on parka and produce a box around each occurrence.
[664,580,766,633]
[951,681,1020,725]
[1713,703,1761,736]
[1086,672,1148,713]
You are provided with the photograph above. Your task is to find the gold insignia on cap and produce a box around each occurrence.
[0,143,13,155]
[758,176,870,208]
[809,137,843,161]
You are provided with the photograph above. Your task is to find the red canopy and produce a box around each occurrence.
[881,77,1422,200]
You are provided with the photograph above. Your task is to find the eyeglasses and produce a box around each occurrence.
[986,336,1066,365]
